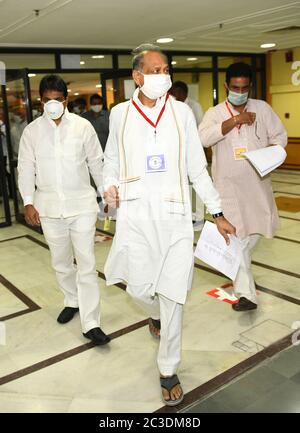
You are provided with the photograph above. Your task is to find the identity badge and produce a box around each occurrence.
[232,137,248,161]
[146,154,167,172]
[233,146,248,160]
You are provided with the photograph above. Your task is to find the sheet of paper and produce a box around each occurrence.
[244,145,287,177]
[194,221,241,280]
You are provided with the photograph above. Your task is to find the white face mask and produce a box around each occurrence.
[90,104,103,113]
[44,100,65,120]
[73,106,81,115]
[140,73,172,100]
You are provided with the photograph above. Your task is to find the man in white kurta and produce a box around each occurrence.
[18,74,110,345]
[199,62,287,311]
[103,45,235,406]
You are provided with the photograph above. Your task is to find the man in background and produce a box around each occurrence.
[73,97,87,115]
[82,94,109,151]
[199,62,287,312]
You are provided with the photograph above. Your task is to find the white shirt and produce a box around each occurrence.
[185,97,204,127]
[18,108,103,218]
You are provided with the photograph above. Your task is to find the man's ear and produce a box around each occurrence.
[132,69,142,87]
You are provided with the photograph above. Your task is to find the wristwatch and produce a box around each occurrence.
[212,212,224,219]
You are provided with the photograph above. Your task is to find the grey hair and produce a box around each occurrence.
[131,43,167,70]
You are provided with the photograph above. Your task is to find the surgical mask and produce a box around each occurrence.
[90,104,103,113]
[140,73,172,100]
[44,100,65,120]
[14,114,23,124]
[73,106,81,115]
[227,90,248,106]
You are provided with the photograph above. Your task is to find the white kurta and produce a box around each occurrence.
[199,99,288,239]
[104,89,222,304]
[18,109,103,217]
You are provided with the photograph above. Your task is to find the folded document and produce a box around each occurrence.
[244,145,287,177]
[194,221,241,280]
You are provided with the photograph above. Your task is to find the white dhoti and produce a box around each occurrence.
[233,234,261,304]
[40,212,100,333]
[127,284,183,376]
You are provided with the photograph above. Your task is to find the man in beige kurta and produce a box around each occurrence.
[199,62,287,311]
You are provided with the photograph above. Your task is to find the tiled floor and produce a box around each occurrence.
[0,168,299,413]
[185,345,300,413]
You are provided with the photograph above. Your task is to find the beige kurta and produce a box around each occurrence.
[199,99,288,239]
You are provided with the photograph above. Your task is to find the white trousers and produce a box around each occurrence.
[40,212,100,333]
[233,234,261,304]
[127,284,183,376]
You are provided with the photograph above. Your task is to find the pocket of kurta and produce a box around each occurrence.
[63,138,82,159]
[119,177,141,201]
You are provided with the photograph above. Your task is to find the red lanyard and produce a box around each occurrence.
[225,100,246,133]
[131,94,169,131]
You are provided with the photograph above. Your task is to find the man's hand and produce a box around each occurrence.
[236,112,256,125]
[103,185,119,208]
[214,216,236,245]
[25,205,40,226]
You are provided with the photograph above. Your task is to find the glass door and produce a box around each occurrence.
[0,90,11,227]
[3,69,33,226]
[101,70,134,109]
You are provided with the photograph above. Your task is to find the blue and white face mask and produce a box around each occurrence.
[227,89,248,106]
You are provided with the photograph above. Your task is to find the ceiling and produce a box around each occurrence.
[0,0,299,53]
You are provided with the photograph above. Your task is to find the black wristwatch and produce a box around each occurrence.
[212,212,224,219]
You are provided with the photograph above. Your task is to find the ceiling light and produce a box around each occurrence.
[156,38,174,43]
[80,61,85,65]
[187,57,198,61]
[96,84,102,88]
[67,89,71,93]
[260,43,276,48]
[171,61,177,65]
[74,92,79,96]
[92,55,105,59]
[28,73,36,77]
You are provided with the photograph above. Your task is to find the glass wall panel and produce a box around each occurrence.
[0,53,55,69]
[172,56,212,68]
[60,53,112,69]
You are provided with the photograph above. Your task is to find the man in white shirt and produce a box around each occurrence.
[199,62,287,312]
[103,45,235,406]
[18,74,110,345]
[170,81,204,128]
[170,81,205,231]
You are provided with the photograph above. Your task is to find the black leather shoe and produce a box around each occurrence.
[83,327,111,345]
[232,297,257,312]
[57,307,79,324]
